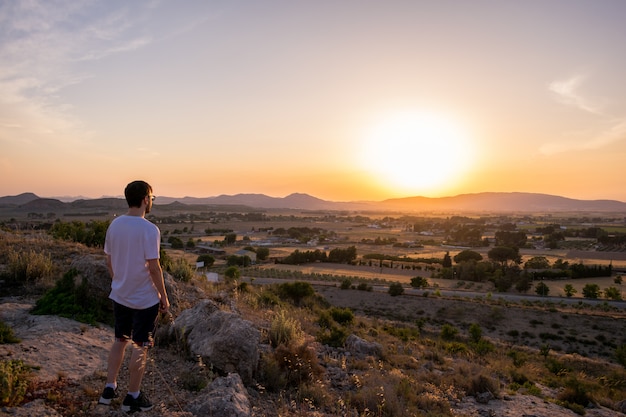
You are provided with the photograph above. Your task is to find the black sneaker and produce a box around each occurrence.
[98,386,118,405]
[121,391,153,413]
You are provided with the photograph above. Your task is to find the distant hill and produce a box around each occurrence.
[1,191,625,213]
[380,192,626,213]
[0,192,40,206]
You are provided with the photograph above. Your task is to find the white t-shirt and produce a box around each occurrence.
[104,215,161,309]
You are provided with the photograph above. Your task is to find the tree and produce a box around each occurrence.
[495,230,527,248]
[553,259,569,270]
[256,247,270,261]
[224,233,237,245]
[535,282,550,296]
[410,276,429,288]
[524,256,551,270]
[224,266,240,283]
[388,282,404,296]
[582,283,601,299]
[453,249,483,263]
[563,284,577,297]
[603,286,622,300]
[168,236,184,249]
[488,246,521,267]
[515,276,532,293]
[196,254,215,267]
[442,251,452,268]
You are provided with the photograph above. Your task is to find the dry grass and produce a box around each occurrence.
[2,230,626,416]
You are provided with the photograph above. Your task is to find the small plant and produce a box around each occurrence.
[0,359,31,406]
[557,377,594,410]
[269,310,304,347]
[616,344,626,368]
[473,339,495,356]
[5,248,54,286]
[469,323,482,343]
[274,341,323,387]
[388,282,404,296]
[317,325,348,347]
[507,350,527,367]
[329,307,354,326]
[169,258,194,282]
[440,324,458,341]
[224,266,241,284]
[0,320,20,344]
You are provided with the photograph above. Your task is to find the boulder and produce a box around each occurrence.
[187,373,251,417]
[70,255,181,312]
[171,300,260,383]
[345,334,383,359]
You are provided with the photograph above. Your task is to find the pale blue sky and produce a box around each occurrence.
[2,1,626,201]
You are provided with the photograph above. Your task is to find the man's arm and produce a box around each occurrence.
[147,258,170,312]
[106,254,114,278]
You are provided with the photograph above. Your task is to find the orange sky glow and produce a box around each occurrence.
[1,1,626,203]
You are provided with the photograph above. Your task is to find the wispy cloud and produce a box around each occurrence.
[541,74,626,155]
[0,1,154,144]
[540,119,626,155]
[548,75,601,115]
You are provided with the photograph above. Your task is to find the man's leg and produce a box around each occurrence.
[128,343,149,393]
[106,339,129,385]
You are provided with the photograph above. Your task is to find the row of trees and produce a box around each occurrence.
[281,246,357,265]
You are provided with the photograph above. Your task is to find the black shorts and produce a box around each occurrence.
[113,301,160,347]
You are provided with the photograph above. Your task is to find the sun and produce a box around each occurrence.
[359,109,474,195]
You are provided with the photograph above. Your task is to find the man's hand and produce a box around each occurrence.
[159,298,170,313]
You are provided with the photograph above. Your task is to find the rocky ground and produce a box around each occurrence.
[1,291,625,417]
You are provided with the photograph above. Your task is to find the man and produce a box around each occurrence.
[98,180,170,413]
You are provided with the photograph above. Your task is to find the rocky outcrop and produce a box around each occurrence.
[69,255,182,313]
[345,334,383,359]
[187,373,250,417]
[170,300,260,384]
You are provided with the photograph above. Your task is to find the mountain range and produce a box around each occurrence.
[1,192,626,213]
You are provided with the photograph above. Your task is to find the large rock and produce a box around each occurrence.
[171,300,260,383]
[187,373,251,417]
[70,255,181,312]
[345,334,383,359]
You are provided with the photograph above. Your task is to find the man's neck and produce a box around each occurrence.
[127,207,145,217]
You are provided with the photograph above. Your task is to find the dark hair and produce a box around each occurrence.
[124,180,152,208]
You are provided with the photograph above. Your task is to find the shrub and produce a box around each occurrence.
[557,377,594,408]
[469,323,482,343]
[258,289,281,307]
[196,254,215,267]
[473,339,495,356]
[340,278,352,289]
[224,266,241,284]
[273,341,323,387]
[0,359,31,406]
[0,320,20,344]
[277,281,315,305]
[440,324,459,341]
[317,325,348,347]
[329,307,354,326]
[31,268,113,325]
[507,350,527,367]
[317,310,333,329]
[169,258,194,282]
[616,344,626,368]
[388,282,404,296]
